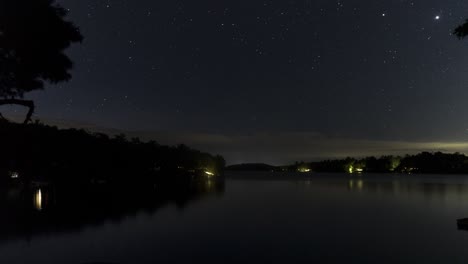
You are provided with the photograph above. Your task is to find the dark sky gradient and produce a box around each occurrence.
[6,0,468,164]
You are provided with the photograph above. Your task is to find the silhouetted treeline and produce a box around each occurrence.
[0,120,225,186]
[287,152,468,174]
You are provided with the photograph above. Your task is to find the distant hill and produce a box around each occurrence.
[226,163,278,171]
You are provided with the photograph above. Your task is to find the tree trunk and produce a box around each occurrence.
[0,99,35,124]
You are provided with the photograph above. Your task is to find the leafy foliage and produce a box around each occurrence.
[0,0,82,98]
[454,19,468,39]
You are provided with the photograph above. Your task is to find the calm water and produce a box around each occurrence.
[2,172,468,263]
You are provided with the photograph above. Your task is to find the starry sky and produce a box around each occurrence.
[7,0,468,164]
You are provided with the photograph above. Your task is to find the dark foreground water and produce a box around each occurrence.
[2,172,468,263]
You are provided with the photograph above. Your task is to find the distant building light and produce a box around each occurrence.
[205,171,215,176]
[9,171,19,179]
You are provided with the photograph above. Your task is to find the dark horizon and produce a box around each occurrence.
[17,116,468,165]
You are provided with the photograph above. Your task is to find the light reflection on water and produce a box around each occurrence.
[33,189,42,211]
[1,173,468,263]
[348,179,364,190]
[288,173,468,203]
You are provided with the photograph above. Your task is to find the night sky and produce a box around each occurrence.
[8,0,468,164]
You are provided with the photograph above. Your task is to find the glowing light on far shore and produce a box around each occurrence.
[205,171,215,176]
[9,171,19,179]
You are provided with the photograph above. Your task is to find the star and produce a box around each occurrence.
[435,15,440,20]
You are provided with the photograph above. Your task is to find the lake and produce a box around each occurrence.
[1,172,468,263]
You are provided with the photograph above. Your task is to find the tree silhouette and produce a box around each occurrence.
[0,0,82,123]
[454,20,468,39]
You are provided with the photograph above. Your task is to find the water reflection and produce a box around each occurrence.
[293,174,468,202]
[3,173,468,263]
[346,177,468,200]
[33,189,42,211]
[348,179,364,191]
[0,177,224,244]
